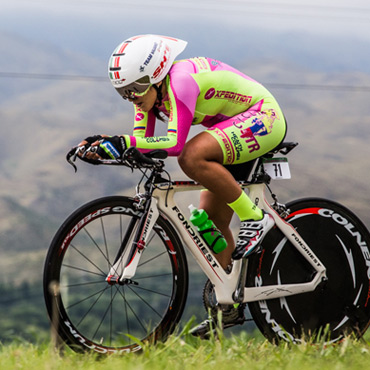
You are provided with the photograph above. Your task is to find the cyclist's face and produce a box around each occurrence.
[128,85,158,112]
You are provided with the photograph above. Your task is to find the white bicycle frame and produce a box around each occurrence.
[108,179,327,305]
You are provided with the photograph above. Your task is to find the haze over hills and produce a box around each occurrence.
[1,28,370,285]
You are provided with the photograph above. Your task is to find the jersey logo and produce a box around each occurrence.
[135,113,145,121]
[205,88,216,100]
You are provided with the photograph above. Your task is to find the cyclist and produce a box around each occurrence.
[76,34,287,337]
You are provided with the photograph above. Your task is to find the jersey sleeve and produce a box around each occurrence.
[132,106,156,138]
[123,70,200,156]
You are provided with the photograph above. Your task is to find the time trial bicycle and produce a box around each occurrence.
[43,142,370,354]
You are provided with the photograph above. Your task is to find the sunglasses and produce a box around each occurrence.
[116,76,152,100]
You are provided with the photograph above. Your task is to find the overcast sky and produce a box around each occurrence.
[1,0,370,43]
[1,0,369,79]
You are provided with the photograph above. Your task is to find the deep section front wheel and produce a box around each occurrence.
[43,196,188,354]
[247,198,370,343]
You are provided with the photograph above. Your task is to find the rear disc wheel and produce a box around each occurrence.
[247,198,370,343]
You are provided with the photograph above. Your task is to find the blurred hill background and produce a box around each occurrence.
[0,0,370,342]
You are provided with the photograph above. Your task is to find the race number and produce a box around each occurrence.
[262,157,291,179]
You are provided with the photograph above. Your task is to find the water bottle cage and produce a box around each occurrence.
[198,228,225,251]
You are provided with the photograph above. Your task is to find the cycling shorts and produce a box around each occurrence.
[206,99,287,165]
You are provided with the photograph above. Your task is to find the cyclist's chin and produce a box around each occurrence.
[135,103,152,112]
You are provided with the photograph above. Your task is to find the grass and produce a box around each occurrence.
[2,329,370,370]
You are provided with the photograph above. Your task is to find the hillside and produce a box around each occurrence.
[1,32,370,285]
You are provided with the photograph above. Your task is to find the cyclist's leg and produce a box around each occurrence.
[186,102,287,337]
[199,190,235,269]
[178,132,245,203]
[179,132,255,266]
[178,100,286,260]
[199,161,258,268]
[207,101,287,259]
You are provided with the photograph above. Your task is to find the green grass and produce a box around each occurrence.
[2,330,370,370]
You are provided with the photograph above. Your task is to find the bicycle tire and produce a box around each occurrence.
[247,198,370,343]
[43,196,188,354]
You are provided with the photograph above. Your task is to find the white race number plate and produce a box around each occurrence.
[263,158,291,179]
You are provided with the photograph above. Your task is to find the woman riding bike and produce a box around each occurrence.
[76,34,287,337]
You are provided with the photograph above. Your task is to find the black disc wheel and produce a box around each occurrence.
[43,196,188,354]
[247,198,370,343]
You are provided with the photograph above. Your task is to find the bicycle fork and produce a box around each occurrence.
[105,198,159,284]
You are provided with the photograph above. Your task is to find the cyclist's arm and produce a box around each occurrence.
[123,72,199,156]
[131,106,156,138]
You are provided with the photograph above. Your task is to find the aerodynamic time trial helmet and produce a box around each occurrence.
[108,34,187,99]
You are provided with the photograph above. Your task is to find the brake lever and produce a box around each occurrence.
[66,145,90,172]
[66,147,79,172]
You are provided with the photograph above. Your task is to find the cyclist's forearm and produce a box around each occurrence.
[123,134,184,156]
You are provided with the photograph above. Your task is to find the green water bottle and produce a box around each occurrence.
[189,204,227,253]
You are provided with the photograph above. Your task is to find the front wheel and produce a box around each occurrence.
[43,196,188,354]
[247,198,370,343]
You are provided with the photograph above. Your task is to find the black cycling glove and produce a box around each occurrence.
[96,136,127,160]
[84,135,103,144]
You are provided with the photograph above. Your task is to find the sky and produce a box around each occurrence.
[0,0,368,103]
[0,0,369,85]
[1,0,370,54]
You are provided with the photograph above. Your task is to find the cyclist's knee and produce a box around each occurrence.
[178,135,223,173]
[177,149,189,173]
[178,143,201,174]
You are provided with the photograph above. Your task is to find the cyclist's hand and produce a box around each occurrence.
[77,135,106,160]
[77,135,127,161]
[95,136,127,160]
[67,135,128,171]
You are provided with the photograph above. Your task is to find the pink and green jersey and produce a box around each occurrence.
[123,57,287,165]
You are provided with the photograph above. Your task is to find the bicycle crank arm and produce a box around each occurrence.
[232,258,249,303]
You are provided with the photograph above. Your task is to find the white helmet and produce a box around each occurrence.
[108,34,187,99]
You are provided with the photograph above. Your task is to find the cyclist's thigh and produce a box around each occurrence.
[205,99,287,165]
